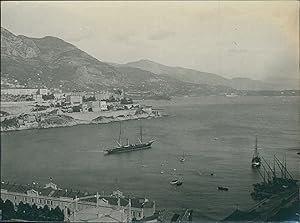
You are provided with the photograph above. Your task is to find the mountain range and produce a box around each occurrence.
[1,27,294,98]
[120,60,276,90]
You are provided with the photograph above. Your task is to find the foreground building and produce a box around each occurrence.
[0,181,156,222]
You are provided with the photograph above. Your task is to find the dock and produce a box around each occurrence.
[223,155,299,222]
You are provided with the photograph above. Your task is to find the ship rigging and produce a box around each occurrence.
[104,121,155,155]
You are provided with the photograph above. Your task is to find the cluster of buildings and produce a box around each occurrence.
[1,88,49,103]
[1,180,193,223]
[1,181,156,222]
[56,90,146,114]
[0,87,151,114]
[1,88,49,96]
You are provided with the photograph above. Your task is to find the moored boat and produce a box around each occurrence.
[218,186,229,191]
[180,151,185,162]
[251,136,261,168]
[104,122,155,155]
[170,179,183,186]
[170,179,179,185]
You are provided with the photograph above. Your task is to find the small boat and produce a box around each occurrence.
[180,152,185,162]
[218,186,229,191]
[160,171,164,174]
[251,136,261,168]
[170,179,179,185]
[176,181,183,186]
[170,179,183,186]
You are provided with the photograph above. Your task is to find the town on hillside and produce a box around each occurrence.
[0,87,162,131]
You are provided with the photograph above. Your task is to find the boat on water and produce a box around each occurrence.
[170,179,183,186]
[180,151,185,162]
[218,186,229,191]
[226,93,238,97]
[171,161,184,186]
[104,122,155,155]
[251,136,261,168]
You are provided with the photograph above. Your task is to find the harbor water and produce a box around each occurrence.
[1,96,299,221]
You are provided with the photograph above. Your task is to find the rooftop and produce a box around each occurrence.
[69,206,127,222]
[1,181,154,209]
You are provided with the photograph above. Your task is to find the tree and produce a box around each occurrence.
[16,201,25,220]
[42,205,50,218]
[37,206,45,221]
[30,204,39,220]
[120,98,133,104]
[42,93,55,100]
[2,199,16,220]
[72,105,81,112]
[107,95,117,102]
[0,198,4,209]
[83,96,96,102]
[50,206,64,221]
[22,203,32,220]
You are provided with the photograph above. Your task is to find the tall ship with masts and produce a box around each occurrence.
[104,122,155,155]
[251,136,261,168]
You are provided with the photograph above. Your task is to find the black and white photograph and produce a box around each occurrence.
[0,1,299,222]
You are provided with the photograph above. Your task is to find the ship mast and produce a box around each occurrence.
[253,136,258,158]
[118,121,122,145]
[274,155,293,180]
[140,125,143,143]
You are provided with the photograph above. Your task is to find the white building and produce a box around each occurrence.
[142,106,152,114]
[95,92,111,101]
[33,94,44,103]
[100,101,108,111]
[0,88,48,96]
[66,95,83,105]
[1,88,38,95]
[38,89,49,95]
[87,101,101,112]
[1,181,156,221]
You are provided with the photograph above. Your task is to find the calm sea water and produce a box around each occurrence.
[1,96,299,221]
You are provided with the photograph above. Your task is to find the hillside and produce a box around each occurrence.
[1,27,127,91]
[125,59,276,90]
[1,27,235,97]
[114,66,234,97]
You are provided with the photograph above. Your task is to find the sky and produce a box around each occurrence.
[1,1,299,83]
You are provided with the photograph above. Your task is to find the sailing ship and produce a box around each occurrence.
[251,136,261,168]
[104,122,155,155]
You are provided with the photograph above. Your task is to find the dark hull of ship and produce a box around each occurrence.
[104,141,154,155]
[251,157,261,168]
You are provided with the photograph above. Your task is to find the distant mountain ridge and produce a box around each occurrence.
[1,27,128,91]
[124,59,276,90]
[1,27,290,97]
[0,27,236,97]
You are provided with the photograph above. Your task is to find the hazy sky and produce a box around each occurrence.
[1,1,299,81]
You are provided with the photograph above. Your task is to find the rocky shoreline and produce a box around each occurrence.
[0,111,163,132]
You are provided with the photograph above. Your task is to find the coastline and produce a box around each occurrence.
[0,110,164,132]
